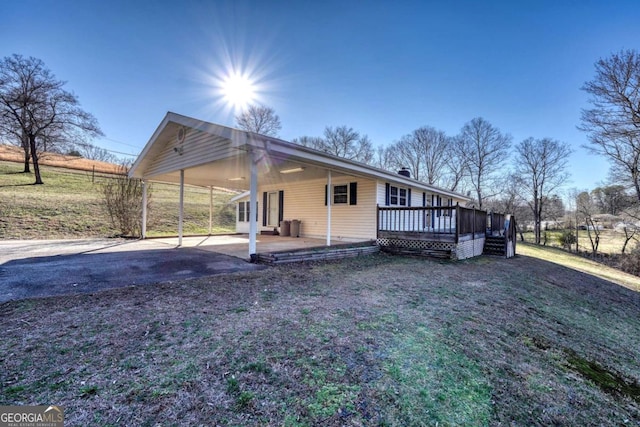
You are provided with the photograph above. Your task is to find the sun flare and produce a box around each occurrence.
[222,73,256,110]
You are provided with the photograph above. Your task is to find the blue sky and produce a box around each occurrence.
[3,0,639,192]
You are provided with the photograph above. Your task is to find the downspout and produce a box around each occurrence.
[326,170,332,246]
[178,169,184,246]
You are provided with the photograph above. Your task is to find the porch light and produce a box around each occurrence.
[280,167,305,174]
[227,177,245,181]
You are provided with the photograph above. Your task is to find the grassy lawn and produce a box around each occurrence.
[2,251,639,425]
[0,161,235,239]
[521,229,638,255]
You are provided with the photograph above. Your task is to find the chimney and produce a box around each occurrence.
[398,167,410,178]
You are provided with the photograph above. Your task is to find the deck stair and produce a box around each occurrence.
[484,235,506,256]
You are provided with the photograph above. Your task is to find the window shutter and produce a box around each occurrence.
[262,192,267,226]
[422,192,426,207]
[349,182,357,205]
[385,183,390,206]
[278,191,284,223]
[408,189,412,206]
[324,185,328,206]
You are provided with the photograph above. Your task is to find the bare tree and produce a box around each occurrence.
[591,185,632,215]
[514,137,572,244]
[372,145,394,171]
[490,172,530,241]
[576,191,601,254]
[291,135,324,150]
[78,143,118,163]
[619,204,640,253]
[579,50,640,201]
[0,54,103,184]
[387,126,449,184]
[442,135,468,192]
[457,117,512,209]
[386,135,423,180]
[235,104,281,137]
[322,126,374,163]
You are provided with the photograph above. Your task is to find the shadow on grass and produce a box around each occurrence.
[0,183,37,187]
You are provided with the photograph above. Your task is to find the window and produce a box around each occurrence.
[325,182,357,205]
[238,201,254,222]
[399,188,407,206]
[390,186,398,205]
[388,185,408,206]
[238,201,246,222]
[333,185,348,204]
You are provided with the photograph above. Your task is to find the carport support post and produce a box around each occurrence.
[179,169,184,246]
[326,170,332,246]
[209,186,213,235]
[141,180,147,239]
[248,153,258,261]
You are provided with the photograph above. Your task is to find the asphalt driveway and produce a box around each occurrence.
[0,238,265,303]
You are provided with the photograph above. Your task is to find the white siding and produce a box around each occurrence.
[234,177,378,241]
[146,130,236,178]
[376,181,462,232]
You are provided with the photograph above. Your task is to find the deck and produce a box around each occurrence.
[377,205,516,259]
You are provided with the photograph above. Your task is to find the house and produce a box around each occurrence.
[129,112,476,260]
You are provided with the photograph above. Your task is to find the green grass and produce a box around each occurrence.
[0,160,235,239]
[522,229,638,255]
[518,242,640,292]
[380,326,492,426]
[3,251,638,425]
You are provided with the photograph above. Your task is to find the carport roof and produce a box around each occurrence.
[129,111,470,201]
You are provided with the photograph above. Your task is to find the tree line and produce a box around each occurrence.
[235,50,639,249]
[236,103,571,246]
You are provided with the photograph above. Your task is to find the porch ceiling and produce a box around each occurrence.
[145,152,359,190]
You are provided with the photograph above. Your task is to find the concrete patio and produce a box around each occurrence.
[147,234,370,260]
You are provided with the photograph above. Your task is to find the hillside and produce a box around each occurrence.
[0,144,122,174]
[0,160,236,239]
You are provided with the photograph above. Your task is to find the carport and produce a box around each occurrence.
[128,112,380,260]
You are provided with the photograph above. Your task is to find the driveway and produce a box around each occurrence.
[0,238,265,303]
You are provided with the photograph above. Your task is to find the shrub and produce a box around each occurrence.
[619,246,640,276]
[102,165,149,237]
[558,230,577,250]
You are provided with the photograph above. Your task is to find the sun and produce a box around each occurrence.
[221,72,256,110]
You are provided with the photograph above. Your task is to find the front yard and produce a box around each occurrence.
[1,251,639,425]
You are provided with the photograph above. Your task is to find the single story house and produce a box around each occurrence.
[129,112,473,260]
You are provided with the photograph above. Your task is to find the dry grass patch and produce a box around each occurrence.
[2,251,640,425]
[0,161,235,239]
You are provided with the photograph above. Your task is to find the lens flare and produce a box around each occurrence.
[221,72,256,109]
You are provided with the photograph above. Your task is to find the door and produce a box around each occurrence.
[267,192,279,227]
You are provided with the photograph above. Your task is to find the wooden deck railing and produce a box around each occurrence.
[377,206,456,234]
[377,204,488,242]
[489,212,506,235]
